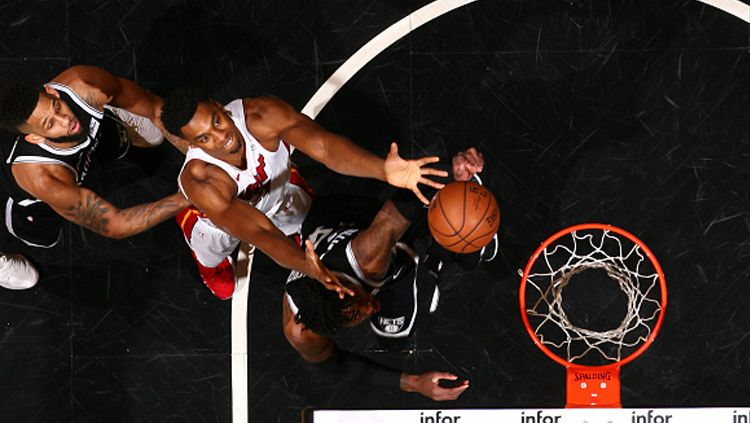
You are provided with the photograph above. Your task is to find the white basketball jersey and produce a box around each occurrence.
[178,99,293,221]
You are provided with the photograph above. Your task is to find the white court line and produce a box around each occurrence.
[232,0,749,421]
[695,0,749,22]
[231,243,254,423]
[233,3,482,423]
[302,0,480,119]
[301,0,749,121]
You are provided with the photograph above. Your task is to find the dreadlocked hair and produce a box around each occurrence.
[160,86,208,137]
[286,276,357,337]
[0,81,41,133]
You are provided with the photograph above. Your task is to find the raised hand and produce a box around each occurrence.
[304,240,354,299]
[452,147,484,181]
[384,143,448,205]
[401,371,470,401]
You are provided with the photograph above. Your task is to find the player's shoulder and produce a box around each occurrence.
[182,159,230,184]
[51,66,119,108]
[242,97,300,143]
[243,96,298,123]
[12,161,75,195]
[180,161,236,212]
[52,66,98,87]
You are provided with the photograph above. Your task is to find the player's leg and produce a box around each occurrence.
[176,206,239,300]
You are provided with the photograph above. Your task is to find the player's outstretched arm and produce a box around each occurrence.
[13,164,189,239]
[213,202,347,296]
[383,142,447,204]
[181,164,351,297]
[247,97,448,204]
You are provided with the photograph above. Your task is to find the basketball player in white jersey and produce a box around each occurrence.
[159,87,448,300]
[0,66,189,249]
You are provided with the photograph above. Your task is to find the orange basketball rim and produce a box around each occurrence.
[519,223,668,408]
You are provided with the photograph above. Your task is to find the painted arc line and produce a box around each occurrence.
[302,0,749,121]
[234,0,748,421]
[302,0,481,119]
[695,0,749,22]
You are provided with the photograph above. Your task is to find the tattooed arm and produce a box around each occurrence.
[12,163,189,239]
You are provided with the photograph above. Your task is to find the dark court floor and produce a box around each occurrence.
[1,1,749,422]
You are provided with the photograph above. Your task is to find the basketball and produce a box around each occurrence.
[428,181,500,254]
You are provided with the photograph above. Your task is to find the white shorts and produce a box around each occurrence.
[181,182,313,268]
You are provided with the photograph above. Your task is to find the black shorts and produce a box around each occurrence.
[368,244,439,343]
[4,197,63,248]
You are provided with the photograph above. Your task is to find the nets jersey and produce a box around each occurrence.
[2,82,127,199]
[287,218,440,340]
[177,99,294,222]
[1,82,130,247]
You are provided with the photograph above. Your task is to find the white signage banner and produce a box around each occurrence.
[312,408,750,423]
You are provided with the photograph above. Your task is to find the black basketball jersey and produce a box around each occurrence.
[0,82,130,247]
[286,216,439,340]
[2,82,129,199]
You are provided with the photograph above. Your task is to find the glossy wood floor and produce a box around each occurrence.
[1,1,748,422]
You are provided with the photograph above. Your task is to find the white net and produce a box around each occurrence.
[523,227,665,366]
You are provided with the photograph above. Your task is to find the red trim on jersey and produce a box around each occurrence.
[289,166,315,199]
[176,206,206,239]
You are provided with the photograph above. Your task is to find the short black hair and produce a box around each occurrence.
[286,276,357,337]
[0,81,41,133]
[161,86,208,137]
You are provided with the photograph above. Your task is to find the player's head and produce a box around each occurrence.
[161,86,243,158]
[0,81,87,143]
[286,274,380,337]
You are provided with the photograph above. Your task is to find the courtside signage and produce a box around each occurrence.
[311,408,750,423]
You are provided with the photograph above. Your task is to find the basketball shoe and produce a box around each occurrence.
[191,254,235,300]
[0,253,39,290]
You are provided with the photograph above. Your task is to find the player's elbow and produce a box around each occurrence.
[65,214,132,240]
[100,219,136,240]
[108,230,130,240]
[94,225,129,240]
